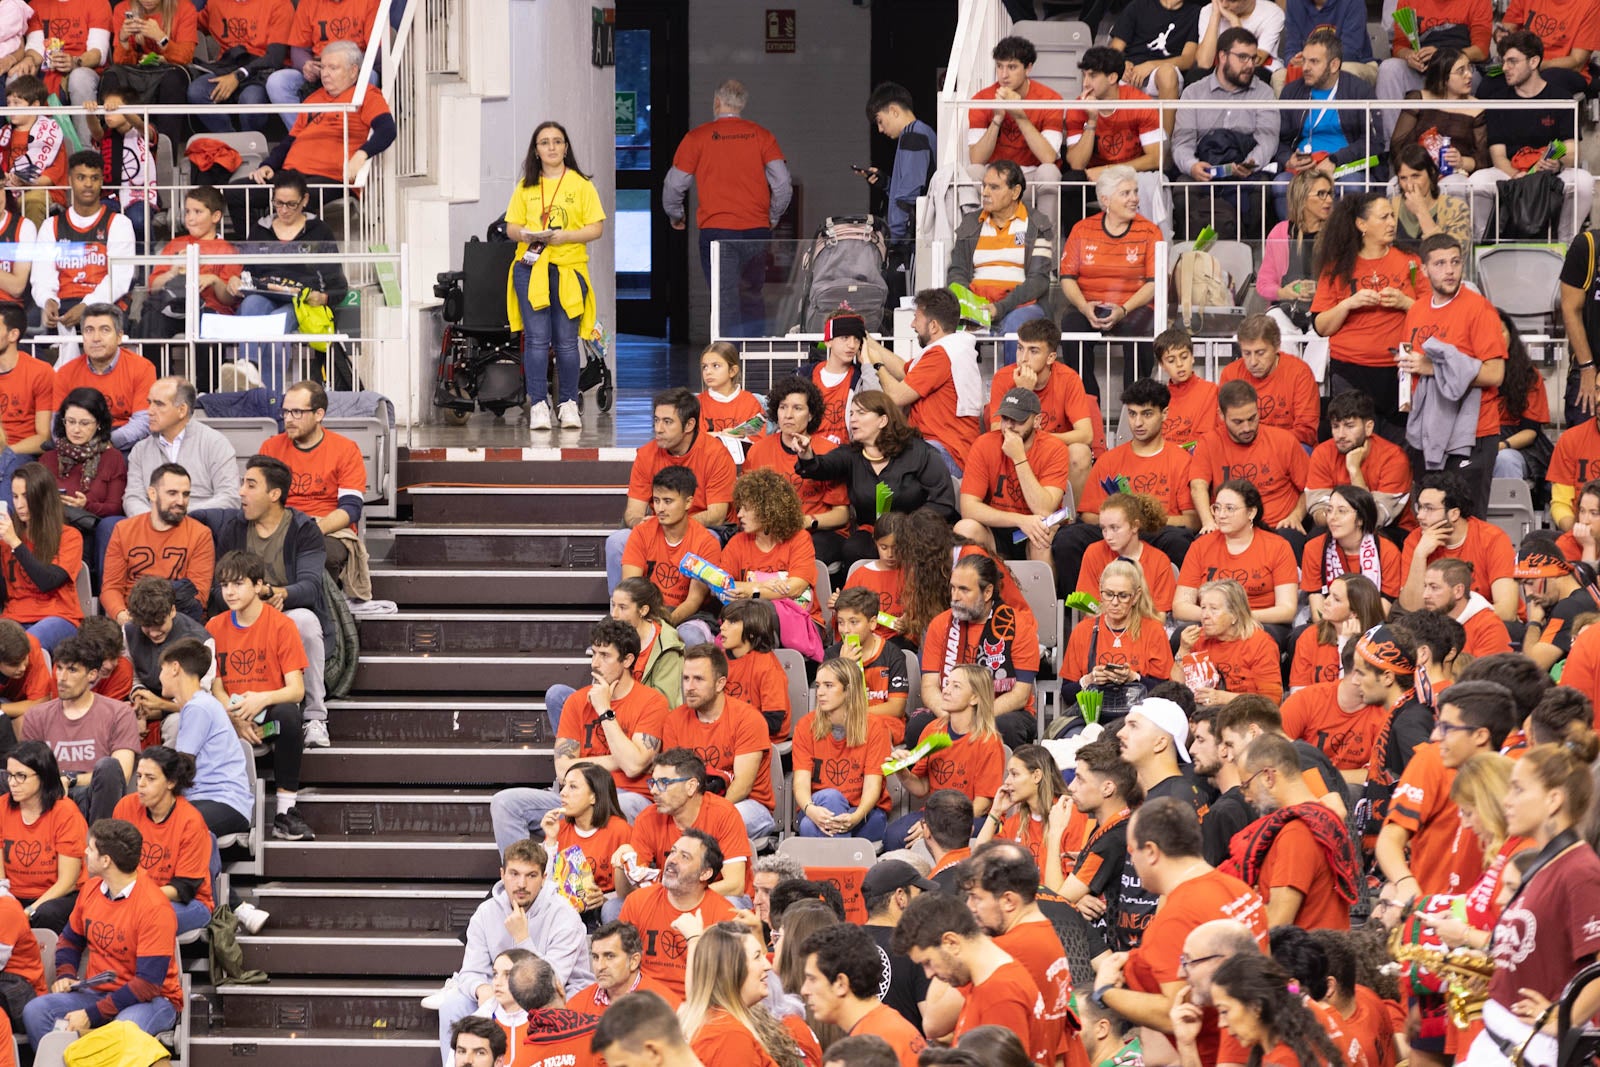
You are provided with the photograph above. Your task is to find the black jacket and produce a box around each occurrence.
[1275,71,1381,171]
[795,437,958,527]
[192,506,332,641]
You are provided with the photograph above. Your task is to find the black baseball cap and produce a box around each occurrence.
[861,859,938,898]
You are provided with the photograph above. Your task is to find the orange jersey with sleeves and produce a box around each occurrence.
[1188,425,1309,525]
[99,515,216,621]
[1311,248,1428,368]
[809,364,853,445]
[152,238,240,314]
[205,603,308,694]
[0,892,43,994]
[671,117,785,231]
[0,354,54,448]
[1548,417,1600,489]
[954,960,1052,1065]
[986,363,1096,439]
[692,1008,781,1067]
[110,0,196,63]
[1059,214,1161,306]
[1289,629,1341,688]
[961,431,1072,517]
[1403,286,1508,440]
[720,529,821,629]
[1178,529,1298,610]
[628,793,753,895]
[1384,742,1483,896]
[1189,631,1284,701]
[93,657,133,703]
[0,634,55,705]
[1306,434,1414,501]
[557,680,669,798]
[905,721,1005,802]
[838,561,904,640]
[0,798,87,900]
[626,434,736,516]
[0,527,84,624]
[723,650,792,739]
[743,433,848,518]
[1461,607,1513,657]
[903,343,979,467]
[1344,985,1399,1067]
[620,519,724,609]
[792,712,892,812]
[922,604,1040,713]
[1126,868,1267,987]
[1162,375,1218,448]
[112,794,214,910]
[260,430,366,519]
[969,80,1066,168]
[696,389,765,436]
[1080,442,1194,518]
[197,0,293,55]
[54,350,154,430]
[1498,369,1550,431]
[1218,353,1320,446]
[1398,518,1515,603]
[1063,614,1174,682]
[850,1003,927,1067]
[955,544,1034,620]
[617,884,738,999]
[1077,540,1176,612]
[283,84,390,181]
[565,974,680,1016]
[551,815,632,894]
[1254,815,1351,930]
[995,921,1075,1062]
[27,0,112,58]
[287,0,380,52]
[1065,85,1162,167]
[1299,533,1403,598]
[658,698,773,809]
[1282,683,1399,771]
[63,874,183,1011]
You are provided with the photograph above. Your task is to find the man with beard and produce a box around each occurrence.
[955,387,1072,565]
[1397,470,1519,620]
[20,634,138,825]
[658,645,774,842]
[1280,642,1392,783]
[1515,535,1600,670]
[984,320,1098,503]
[618,830,738,1000]
[612,749,753,902]
[1055,738,1150,951]
[1348,623,1435,850]
[1419,558,1513,658]
[1191,710,1251,867]
[1164,920,1263,1067]
[1232,734,1358,929]
[124,378,240,517]
[1170,28,1277,238]
[1117,697,1207,816]
[52,303,151,449]
[101,465,215,625]
[1271,29,1378,220]
[1397,234,1507,514]
[1217,316,1319,448]
[920,553,1038,748]
[1189,380,1310,557]
[1306,392,1412,532]
[862,288,981,477]
[260,379,370,584]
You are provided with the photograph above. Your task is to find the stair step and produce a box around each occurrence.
[213,979,442,1034]
[354,652,587,692]
[300,743,555,786]
[290,790,496,838]
[397,456,633,490]
[356,611,600,654]
[407,485,625,524]
[262,836,501,880]
[368,565,607,606]
[325,697,552,744]
[192,1028,438,1067]
[390,526,611,567]
[239,930,465,975]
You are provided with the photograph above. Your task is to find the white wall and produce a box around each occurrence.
[683,0,872,342]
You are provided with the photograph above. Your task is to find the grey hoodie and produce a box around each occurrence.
[452,880,593,999]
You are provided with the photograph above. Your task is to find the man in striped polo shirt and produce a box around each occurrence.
[947,159,1055,367]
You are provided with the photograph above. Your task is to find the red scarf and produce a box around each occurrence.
[1225,801,1359,905]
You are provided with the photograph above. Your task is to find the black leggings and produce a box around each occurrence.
[21,891,77,934]
[192,799,253,839]
[259,703,305,792]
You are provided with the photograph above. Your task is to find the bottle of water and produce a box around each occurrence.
[1438,136,1453,177]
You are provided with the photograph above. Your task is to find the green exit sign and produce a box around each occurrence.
[615,91,637,136]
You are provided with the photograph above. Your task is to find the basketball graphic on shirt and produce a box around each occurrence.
[1222,461,1260,483]
[929,755,956,787]
[89,919,117,951]
[1129,471,1162,495]
[229,648,260,678]
[9,839,41,868]
[990,606,1017,641]
[140,840,170,874]
[657,927,687,961]
[322,13,365,40]
[822,757,855,786]
[289,471,317,498]
[1255,392,1280,424]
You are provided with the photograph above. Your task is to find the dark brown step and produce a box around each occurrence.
[357,611,597,654]
[213,979,441,1035]
[324,698,552,745]
[238,929,465,975]
[397,457,633,489]
[192,1029,438,1067]
[367,565,607,606]
[300,743,555,786]
[261,835,500,880]
[390,526,610,567]
[291,790,497,838]
[247,882,486,934]
[406,486,626,524]
[353,652,586,692]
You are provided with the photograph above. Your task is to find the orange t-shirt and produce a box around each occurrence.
[1343,984,1399,1067]
[1219,354,1320,447]
[810,364,853,446]
[1398,518,1515,604]
[565,974,680,1015]
[955,960,1052,1065]
[1059,214,1161,306]
[961,431,1073,517]
[1256,814,1350,930]
[839,561,904,640]
[1126,868,1268,988]
[63,874,183,1011]
[259,430,367,519]
[1162,375,1218,448]
[0,893,42,994]
[1549,417,1600,490]
[551,815,632,894]
[93,656,132,707]
[111,793,214,911]
[1287,684,1393,770]
[617,885,737,999]
[985,364,1096,439]
[720,530,821,630]
[1189,631,1284,702]
[743,434,848,519]
[1384,742,1484,896]
[26,0,112,57]
[1403,286,1508,440]
[0,527,84,624]
[1079,442,1194,519]
[671,117,786,231]
[995,921,1074,1062]
[0,634,56,706]
[205,603,308,694]
[150,237,240,314]
[1063,614,1173,682]
[903,343,979,467]
[1460,607,1513,658]
[0,798,87,900]
[696,389,765,436]
[1077,541,1176,612]
[99,515,216,620]
[658,697,773,810]
[54,349,155,430]
[692,1009,780,1067]
[110,0,197,63]
[1177,529,1298,610]
[196,0,292,55]
[792,713,893,813]
[850,1002,928,1067]
[629,795,754,896]
[1310,248,1429,368]
[626,435,736,516]
[1306,434,1414,501]
[1065,84,1161,167]
[0,353,54,449]
[905,722,1005,802]
[1299,533,1403,599]
[286,0,380,52]
[1505,0,1600,61]
[1188,425,1309,525]
[620,519,724,610]
[969,80,1066,168]
[1289,628,1341,688]
[722,649,793,739]
[556,680,670,798]
[282,84,390,182]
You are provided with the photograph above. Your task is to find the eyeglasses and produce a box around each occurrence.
[272,199,303,210]
[1098,589,1134,603]
[1432,720,1478,739]
[646,775,694,792]
[1211,503,1243,515]
[1226,51,1257,62]
[1178,952,1226,972]
[1311,189,1335,199]
[1240,766,1271,793]
[280,408,315,418]
[62,417,98,429]
[5,771,33,783]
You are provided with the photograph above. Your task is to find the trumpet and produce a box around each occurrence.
[1387,924,1496,1026]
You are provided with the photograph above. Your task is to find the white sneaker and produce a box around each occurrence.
[529,400,552,430]
[557,400,581,429]
[419,980,455,1010]
[303,719,330,748]
[235,901,270,935]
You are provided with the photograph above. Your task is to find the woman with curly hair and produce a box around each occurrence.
[680,920,810,1067]
[723,468,822,629]
[1077,492,1175,615]
[744,374,850,573]
[1176,954,1345,1067]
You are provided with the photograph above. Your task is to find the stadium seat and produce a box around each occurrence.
[1005,558,1064,733]
[1010,21,1093,99]
[1474,244,1566,337]
[1487,478,1537,543]
[813,564,834,630]
[32,927,55,979]
[777,836,875,868]
[75,564,92,619]
[192,416,279,476]
[770,742,792,839]
[185,131,270,183]
[322,416,395,515]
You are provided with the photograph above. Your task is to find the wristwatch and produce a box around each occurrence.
[597,709,616,723]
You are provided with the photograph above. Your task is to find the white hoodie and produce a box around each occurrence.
[451,879,593,1000]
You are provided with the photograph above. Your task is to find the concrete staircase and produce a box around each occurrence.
[189,453,629,1067]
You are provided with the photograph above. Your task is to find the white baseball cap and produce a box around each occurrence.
[1128,697,1191,763]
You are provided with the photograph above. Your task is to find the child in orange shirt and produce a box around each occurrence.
[1156,327,1217,448]
[697,342,767,441]
[143,186,240,335]
[718,599,793,740]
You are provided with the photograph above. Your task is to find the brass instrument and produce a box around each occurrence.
[1387,924,1496,1026]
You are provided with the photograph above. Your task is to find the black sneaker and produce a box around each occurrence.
[273,808,315,841]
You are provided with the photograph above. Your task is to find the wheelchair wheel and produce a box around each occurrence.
[443,407,471,427]
[597,384,613,412]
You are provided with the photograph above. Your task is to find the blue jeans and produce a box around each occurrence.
[884,810,924,852]
[123,200,153,255]
[544,684,575,736]
[605,528,629,591]
[0,448,29,508]
[187,76,269,132]
[173,897,212,934]
[799,788,888,842]
[92,515,124,591]
[1493,447,1526,479]
[736,798,776,841]
[995,302,1048,367]
[236,293,298,393]
[24,989,177,1046]
[26,616,77,653]
[698,227,771,337]
[925,439,963,479]
[490,786,652,855]
[512,260,583,406]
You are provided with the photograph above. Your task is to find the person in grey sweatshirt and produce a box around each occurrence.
[432,838,593,1067]
[124,378,242,516]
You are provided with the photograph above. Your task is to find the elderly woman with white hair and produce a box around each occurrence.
[1057,163,1162,397]
[267,18,381,131]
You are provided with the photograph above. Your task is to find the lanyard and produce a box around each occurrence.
[537,169,567,229]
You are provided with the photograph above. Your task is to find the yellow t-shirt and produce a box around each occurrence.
[504,170,606,269]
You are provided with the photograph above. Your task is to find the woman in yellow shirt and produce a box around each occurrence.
[504,121,606,431]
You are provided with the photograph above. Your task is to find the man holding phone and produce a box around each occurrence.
[1170,27,1278,237]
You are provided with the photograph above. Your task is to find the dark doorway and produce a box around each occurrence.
[868,0,960,210]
